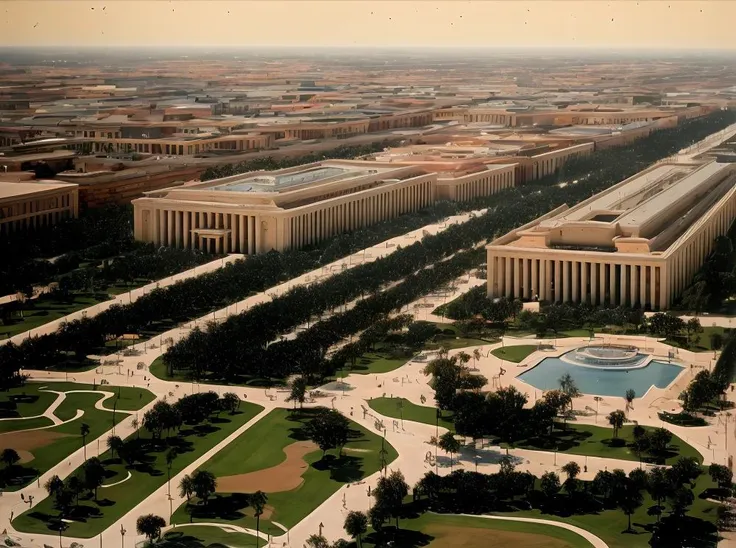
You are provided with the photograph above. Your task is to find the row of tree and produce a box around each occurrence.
[2,110,733,382]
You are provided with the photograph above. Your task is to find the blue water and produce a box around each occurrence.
[517,352,684,398]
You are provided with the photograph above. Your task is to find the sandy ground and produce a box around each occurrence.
[425,524,574,548]
[0,430,73,464]
[216,441,318,494]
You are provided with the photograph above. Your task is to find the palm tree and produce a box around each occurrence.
[131,417,140,440]
[250,490,268,543]
[80,423,90,461]
[166,449,178,495]
[179,474,194,503]
[607,410,626,440]
[106,435,123,460]
[472,348,481,370]
[625,389,636,414]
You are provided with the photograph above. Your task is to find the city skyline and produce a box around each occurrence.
[2,0,735,50]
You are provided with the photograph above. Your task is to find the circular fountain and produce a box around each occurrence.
[560,344,649,370]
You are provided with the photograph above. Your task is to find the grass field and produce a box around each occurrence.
[161,526,266,548]
[492,345,539,363]
[13,401,264,538]
[149,356,286,389]
[172,407,398,535]
[360,512,594,548]
[367,397,454,432]
[509,423,703,465]
[0,385,58,418]
[0,294,105,339]
[504,471,719,548]
[0,384,155,490]
[0,416,54,434]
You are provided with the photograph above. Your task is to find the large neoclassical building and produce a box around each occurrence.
[486,160,736,310]
[132,160,516,254]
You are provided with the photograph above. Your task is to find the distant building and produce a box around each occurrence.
[132,160,516,254]
[486,161,736,310]
[0,179,78,235]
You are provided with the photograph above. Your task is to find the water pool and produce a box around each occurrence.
[518,351,684,398]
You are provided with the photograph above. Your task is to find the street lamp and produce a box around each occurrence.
[120,525,126,548]
[168,494,174,525]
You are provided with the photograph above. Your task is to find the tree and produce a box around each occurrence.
[711,332,724,357]
[221,392,240,414]
[540,472,561,502]
[191,470,217,506]
[561,461,581,497]
[80,422,90,461]
[1,448,20,468]
[648,427,673,456]
[67,475,84,507]
[373,470,409,529]
[179,474,194,502]
[166,449,178,493]
[625,389,636,413]
[670,457,701,486]
[287,376,308,409]
[647,467,670,522]
[438,431,461,469]
[305,408,350,456]
[106,435,123,459]
[686,317,703,348]
[709,463,733,490]
[251,490,268,542]
[83,457,106,501]
[305,535,330,548]
[558,373,581,409]
[44,474,64,497]
[607,410,626,439]
[344,510,368,547]
[136,514,166,542]
[619,478,644,532]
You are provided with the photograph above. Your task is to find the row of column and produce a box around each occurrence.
[151,209,259,255]
[488,255,667,310]
[288,179,434,249]
[669,191,736,298]
[455,171,513,202]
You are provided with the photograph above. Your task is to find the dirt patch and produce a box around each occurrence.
[426,524,575,548]
[0,429,74,464]
[241,504,275,521]
[217,441,318,494]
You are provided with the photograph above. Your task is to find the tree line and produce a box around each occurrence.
[1,110,733,383]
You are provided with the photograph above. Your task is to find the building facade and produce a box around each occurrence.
[0,179,79,235]
[132,161,516,255]
[486,161,736,310]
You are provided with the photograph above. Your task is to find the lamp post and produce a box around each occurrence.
[120,525,126,548]
[168,494,174,525]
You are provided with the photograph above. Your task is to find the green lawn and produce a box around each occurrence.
[150,356,286,389]
[509,423,703,466]
[172,407,398,536]
[341,349,414,376]
[360,512,594,548]
[162,526,266,548]
[491,345,538,363]
[505,472,719,548]
[664,325,727,353]
[0,294,106,339]
[0,385,58,418]
[367,397,454,432]
[13,401,264,538]
[0,416,54,434]
[0,383,155,490]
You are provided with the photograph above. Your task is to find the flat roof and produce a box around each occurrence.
[0,180,77,200]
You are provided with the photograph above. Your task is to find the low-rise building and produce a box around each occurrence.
[0,178,78,235]
[486,160,736,310]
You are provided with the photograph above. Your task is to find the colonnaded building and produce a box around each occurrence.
[486,160,736,310]
[132,160,515,254]
[0,179,79,235]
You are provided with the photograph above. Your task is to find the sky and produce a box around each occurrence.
[1,0,735,50]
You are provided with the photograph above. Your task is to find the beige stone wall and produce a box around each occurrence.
[0,186,78,235]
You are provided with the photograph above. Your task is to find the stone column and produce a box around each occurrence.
[581,262,588,304]
[562,261,570,302]
[488,256,496,297]
[522,258,530,300]
[650,266,658,311]
[158,209,166,246]
[610,263,617,305]
[174,211,181,248]
[591,262,598,305]
[620,265,628,307]
[571,261,579,302]
[554,260,562,302]
[640,266,647,309]
[514,258,522,299]
[630,265,638,308]
[531,259,538,300]
[545,260,552,302]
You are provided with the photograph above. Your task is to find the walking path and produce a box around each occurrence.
[1,254,243,346]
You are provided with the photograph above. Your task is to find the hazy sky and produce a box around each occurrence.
[2,0,735,50]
